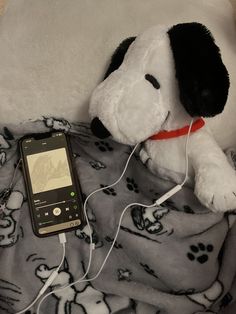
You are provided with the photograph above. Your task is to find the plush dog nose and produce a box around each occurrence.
[90,117,111,139]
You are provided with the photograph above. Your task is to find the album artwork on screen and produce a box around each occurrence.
[27,148,72,194]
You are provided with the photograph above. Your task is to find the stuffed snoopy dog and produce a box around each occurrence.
[89,22,236,212]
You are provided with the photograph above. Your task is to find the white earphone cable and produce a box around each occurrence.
[15,233,66,314]
[181,119,194,186]
[36,119,194,314]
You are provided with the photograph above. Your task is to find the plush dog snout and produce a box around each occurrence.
[90,117,111,139]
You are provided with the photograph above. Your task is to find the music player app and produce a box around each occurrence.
[27,148,72,194]
[22,132,82,236]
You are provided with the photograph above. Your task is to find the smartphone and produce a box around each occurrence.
[20,131,84,237]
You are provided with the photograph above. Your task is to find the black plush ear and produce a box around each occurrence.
[104,36,136,79]
[168,23,230,117]
[91,36,136,139]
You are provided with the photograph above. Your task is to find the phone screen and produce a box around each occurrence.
[27,148,72,194]
[21,132,83,237]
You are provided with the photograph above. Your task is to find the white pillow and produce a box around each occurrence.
[0,0,235,149]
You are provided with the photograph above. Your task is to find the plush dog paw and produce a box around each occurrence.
[194,166,236,212]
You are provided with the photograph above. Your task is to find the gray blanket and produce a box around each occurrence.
[0,118,236,314]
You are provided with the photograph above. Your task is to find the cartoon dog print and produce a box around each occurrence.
[117,269,132,282]
[36,260,110,314]
[89,160,106,170]
[187,280,223,309]
[0,278,23,314]
[0,134,10,150]
[75,224,103,249]
[0,151,6,167]
[0,127,14,167]
[0,190,24,247]
[131,205,169,235]
[43,118,93,147]
[75,207,103,248]
[43,117,71,132]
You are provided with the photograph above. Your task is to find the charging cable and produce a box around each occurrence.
[15,142,139,314]
[36,200,157,314]
[15,233,67,314]
[36,118,194,314]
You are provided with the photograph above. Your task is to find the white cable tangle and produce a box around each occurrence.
[15,233,66,314]
[17,118,194,314]
[36,143,141,314]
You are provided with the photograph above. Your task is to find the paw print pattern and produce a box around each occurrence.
[75,224,101,247]
[100,184,117,196]
[140,263,159,279]
[89,160,106,170]
[126,178,139,193]
[187,243,214,264]
[117,269,132,281]
[95,141,113,152]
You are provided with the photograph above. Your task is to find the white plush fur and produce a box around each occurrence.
[89,25,236,212]
[0,0,236,150]
[90,26,190,143]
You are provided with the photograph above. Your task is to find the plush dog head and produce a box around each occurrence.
[89,23,229,145]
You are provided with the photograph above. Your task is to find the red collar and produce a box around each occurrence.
[149,118,205,140]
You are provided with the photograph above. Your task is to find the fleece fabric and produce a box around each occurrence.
[0,119,236,314]
[0,0,236,149]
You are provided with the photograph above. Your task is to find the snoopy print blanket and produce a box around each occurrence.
[0,118,236,314]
